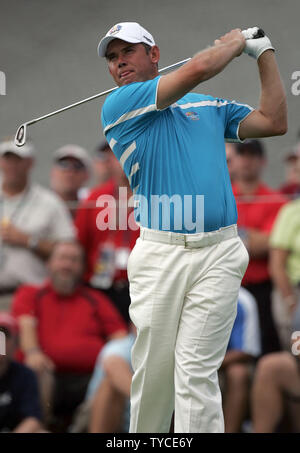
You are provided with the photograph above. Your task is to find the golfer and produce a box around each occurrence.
[97,22,287,433]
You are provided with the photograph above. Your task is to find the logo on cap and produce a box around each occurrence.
[143,35,153,44]
[109,24,122,35]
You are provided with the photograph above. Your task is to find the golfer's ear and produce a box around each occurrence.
[150,45,160,65]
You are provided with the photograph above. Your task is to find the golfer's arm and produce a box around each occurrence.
[156,39,242,110]
[239,51,287,139]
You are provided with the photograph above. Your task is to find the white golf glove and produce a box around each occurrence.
[242,27,275,60]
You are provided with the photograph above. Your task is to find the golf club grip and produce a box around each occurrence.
[242,27,265,40]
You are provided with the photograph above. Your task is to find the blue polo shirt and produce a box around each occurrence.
[101,76,253,233]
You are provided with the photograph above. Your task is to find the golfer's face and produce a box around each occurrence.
[106,39,158,86]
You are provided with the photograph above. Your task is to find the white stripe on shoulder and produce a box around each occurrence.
[109,138,117,150]
[128,162,140,185]
[177,99,254,110]
[104,104,157,133]
[231,100,254,111]
[120,141,136,169]
[178,100,229,109]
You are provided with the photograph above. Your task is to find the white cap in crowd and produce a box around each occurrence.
[53,144,92,171]
[0,140,35,158]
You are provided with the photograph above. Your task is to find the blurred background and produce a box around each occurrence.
[0,0,299,186]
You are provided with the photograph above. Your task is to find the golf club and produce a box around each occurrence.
[14,27,265,147]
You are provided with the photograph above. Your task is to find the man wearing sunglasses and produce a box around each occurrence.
[50,144,92,218]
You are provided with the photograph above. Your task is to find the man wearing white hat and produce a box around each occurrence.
[0,140,75,310]
[97,22,287,433]
[50,144,92,218]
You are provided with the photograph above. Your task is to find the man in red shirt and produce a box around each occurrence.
[232,139,286,355]
[75,143,139,325]
[278,143,300,196]
[11,240,127,428]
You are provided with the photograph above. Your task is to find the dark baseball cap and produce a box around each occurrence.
[95,140,112,159]
[236,139,265,157]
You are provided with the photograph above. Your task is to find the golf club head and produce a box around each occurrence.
[14,123,27,147]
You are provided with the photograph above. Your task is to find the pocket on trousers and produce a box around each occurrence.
[127,238,140,282]
[238,237,249,278]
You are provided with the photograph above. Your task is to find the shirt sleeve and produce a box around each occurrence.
[223,99,254,142]
[11,286,37,318]
[101,76,161,145]
[270,203,297,250]
[261,196,287,234]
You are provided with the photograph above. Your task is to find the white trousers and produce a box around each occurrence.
[127,225,249,433]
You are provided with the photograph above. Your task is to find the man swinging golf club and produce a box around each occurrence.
[97,22,287,433]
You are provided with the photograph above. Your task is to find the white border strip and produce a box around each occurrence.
[128,162,140,185]
[104,104,157,133]
[109,137,117,150]
[120,141,136,169]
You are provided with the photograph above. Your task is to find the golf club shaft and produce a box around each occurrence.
[14,58,191,147]
[25,58,192,127]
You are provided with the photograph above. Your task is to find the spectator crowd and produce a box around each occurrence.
[0,134,300,433]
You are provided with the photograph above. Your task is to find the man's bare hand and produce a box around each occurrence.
[25,350,55,373]
[214,29,246,57]
[0,221,29,247]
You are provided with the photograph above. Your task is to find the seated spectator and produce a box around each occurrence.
[11,240,127,431]
[69,329,134,433]
[0,140,75,311]
[75,143,139,325]
[278,143,300,196]
[269,168,300,350]
[0,312,44,433]
[220,287,261,433]
[251,304,300,433]
[88,330,134,433]
[232,139,286,355]
[50,144,92,217]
